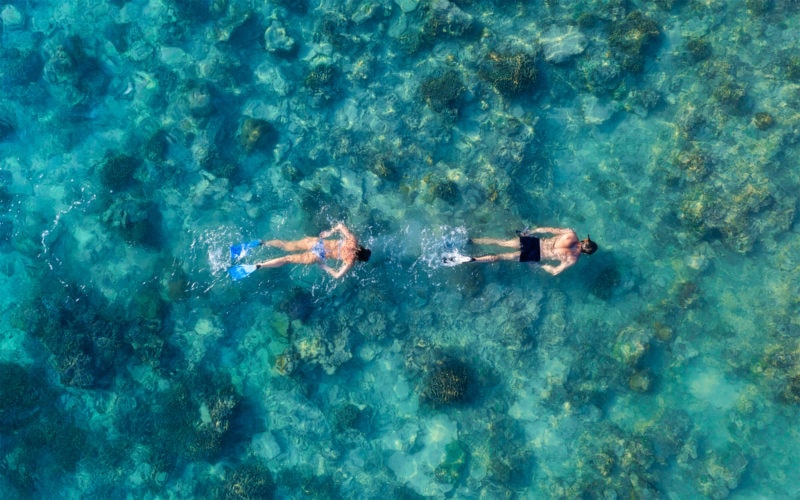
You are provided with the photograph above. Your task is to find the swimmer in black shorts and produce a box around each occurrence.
[447,227,597,275]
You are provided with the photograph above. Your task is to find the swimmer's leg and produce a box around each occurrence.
[263,237,318,252]
[471,238,519,248]
[256,252,318,268]
[471,251,520,263]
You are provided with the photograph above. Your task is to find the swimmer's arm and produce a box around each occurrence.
[532,227,572,235]
[320,222,353,239]
[321,261,353,279]
[335,222,356,240]
[540,262,568,276]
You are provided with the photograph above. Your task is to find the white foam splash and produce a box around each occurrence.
[416,225,469,270]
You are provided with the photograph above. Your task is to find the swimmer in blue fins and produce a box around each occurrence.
[229,222,371,280]
[443,227,597,275]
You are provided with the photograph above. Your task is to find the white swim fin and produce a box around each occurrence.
[442,252,475,267]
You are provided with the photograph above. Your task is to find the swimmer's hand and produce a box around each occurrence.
[321,222,346,239]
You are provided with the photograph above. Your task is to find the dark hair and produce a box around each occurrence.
[580,235,598,255]
[355,246,372,262]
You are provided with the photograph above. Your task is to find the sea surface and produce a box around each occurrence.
[1,0,800,497]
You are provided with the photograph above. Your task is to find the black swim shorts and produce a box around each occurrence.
[519,236,541,262]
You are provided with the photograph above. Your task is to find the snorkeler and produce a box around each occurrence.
[249,222,371,279]
[443,227,597,275]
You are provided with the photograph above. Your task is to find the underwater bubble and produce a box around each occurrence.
[0,169,11,185]
[0,218,13,243]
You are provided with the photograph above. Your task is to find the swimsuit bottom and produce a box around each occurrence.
[312,239,326,260]
[519,236,541,262]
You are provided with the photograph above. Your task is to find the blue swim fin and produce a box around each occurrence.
[229,264,258,281]
[230,240,261,261]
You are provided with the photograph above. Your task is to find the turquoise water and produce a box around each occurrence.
[2,0,800,497]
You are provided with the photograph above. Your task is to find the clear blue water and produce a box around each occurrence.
[2,0,800,497]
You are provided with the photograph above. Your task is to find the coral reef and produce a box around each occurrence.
[280,287,316,322]
[0,113,14,142]
[6,415,92,491]
[117,371,243,475]
[304,63,339,102]
[400,1,476,54]
[579,55,622,94]
[613,325,653,367]
[101,195,163,246]
[712,80,746,111]
[783,54,800,82]
[16,284,124,388]
[431,177,460,204]
[591,265,621,300]
[0,363,47,431]
[97,152,141,192]
[752,111,774,130]
[543,420,663,498]
[434,440,468,484]
[685,38,712,63]
[145,129,171,164]
[486,417,534,488]
[694,446,748,498]
[423,361,471,405]
[418,69,465,114]
[628,369,653,393]
[276,466,338,498]
[223,462,275,500]
[183,81,215,118]
[264,20,296,56]
[678,168,794,253]
[289,321,353,375]
[782,374,800,403]
[478,52,537,97]
[672,147,711,183]
[608,11,661,72]
[745,0,771,15]
[0,169,12,211]
[13,273,173,389]
[238,118,277,153]
[0,46,43,103]
[42,35,109,106]
[316,12,357,53]
[333,403,362,431]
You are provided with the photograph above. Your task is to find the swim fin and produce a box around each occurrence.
[442,252,475,267]
[230,240,262,261]
[229,264,258,281]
